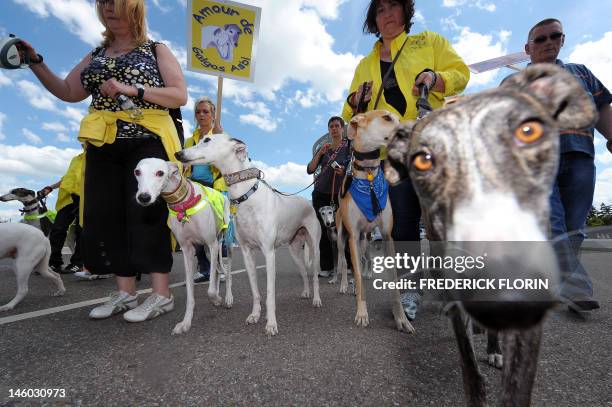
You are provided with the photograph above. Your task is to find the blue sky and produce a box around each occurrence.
[1,0,612,221]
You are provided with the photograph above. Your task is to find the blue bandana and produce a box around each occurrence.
[348,170,388,222]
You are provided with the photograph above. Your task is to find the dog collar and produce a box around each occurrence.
[167,183,206,224]
[353,149,380,160]
[230,180,260,205]
[162,177,190,205]
[353,162,380,172]
[23,211,49,221]
[224,168,262,186]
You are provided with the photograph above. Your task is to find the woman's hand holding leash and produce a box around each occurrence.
[347,81,373,114]
[100,78,136,99]
[16,39,43,66]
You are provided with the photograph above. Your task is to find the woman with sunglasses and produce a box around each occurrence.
[19,0,187,322]
[342,0,469,321]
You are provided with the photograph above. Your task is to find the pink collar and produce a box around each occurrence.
[168,183,202,222]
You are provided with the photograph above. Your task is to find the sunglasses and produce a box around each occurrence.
[531,32,564,44]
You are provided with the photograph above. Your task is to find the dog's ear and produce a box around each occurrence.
[348,114,367,141]
[384,121,416,186]
[166,161,180,178]
[501,64,598,129]
[234,142,248,162]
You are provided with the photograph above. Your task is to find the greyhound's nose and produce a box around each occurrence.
[137,193,151,204]
[175,151,184,161]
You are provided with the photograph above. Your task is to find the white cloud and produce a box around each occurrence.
[450,26,511,88]
[442,0,496,12]
[594,168,612,205]
[13,0,103,46]
[251,160,311,188]
[292,89,325,108]
[596,151,612,165]
[17,79,58,111]
[569,32,612,90]
[16,80,88,127]
[42,122,69,132]
[413,10,426,26]
[0,70,11,87]
[150,0,172,13]
[22,128,43,144]
[0,112,6,140]
[0,143,79,178]
[56,133,72,143]
[235,100,278,132]
[239,113,277,132]
[301,0,348,19]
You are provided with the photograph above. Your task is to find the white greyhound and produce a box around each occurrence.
[176,134,322,337]
[318,204,373,291]
[201,24,242,62]
[134,158,232,335]
[0,223,65,311]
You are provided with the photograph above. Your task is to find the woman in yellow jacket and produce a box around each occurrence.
[342,0,469,320]
[39,150,85,275]
[184,97,227,283]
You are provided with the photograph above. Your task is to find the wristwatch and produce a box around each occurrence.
[135,83,145,99]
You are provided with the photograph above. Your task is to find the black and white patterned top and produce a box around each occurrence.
[80,40,166,138]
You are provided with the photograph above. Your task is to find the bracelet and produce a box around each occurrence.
[416,69,437,90]
[30,53,44,65]
[346,92,357,109]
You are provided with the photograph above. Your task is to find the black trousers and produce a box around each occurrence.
[49,195,82,268]
[312,190,352,271]
[82,138,172,277]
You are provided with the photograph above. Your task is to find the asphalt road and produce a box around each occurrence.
[0,246,611,406]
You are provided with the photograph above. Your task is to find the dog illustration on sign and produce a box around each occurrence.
[201,24,242,61]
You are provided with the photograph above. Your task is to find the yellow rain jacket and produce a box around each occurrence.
[342,31,470,122]
[184,129,227,192]
[55,152,85,212]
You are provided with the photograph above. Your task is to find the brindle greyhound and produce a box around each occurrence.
[0,188,53,236]
[384,64,598,406]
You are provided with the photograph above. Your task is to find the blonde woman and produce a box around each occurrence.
[184,97,228,283]
[20,0,187,322]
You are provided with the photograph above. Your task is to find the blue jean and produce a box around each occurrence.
[550,152,595,299]
[389,177,423,298]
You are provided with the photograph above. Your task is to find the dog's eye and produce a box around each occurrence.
[382,115,393,122]
[515,121,543,144]
[155,171,164,177]
[412,153,434,172]
[134,169,141,177]
[203,137,211,143]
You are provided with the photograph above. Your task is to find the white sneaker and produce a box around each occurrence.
[123,293,174,323]
[89,291,138,319]
[74,270,111,281]
[319,270,332,278]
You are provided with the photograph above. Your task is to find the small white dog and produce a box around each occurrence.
[176,135,322,337]
[201,24,242,61]
[0,223,65,311]
[134,158,232,335]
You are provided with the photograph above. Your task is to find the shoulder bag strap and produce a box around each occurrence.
[373,35,410,110]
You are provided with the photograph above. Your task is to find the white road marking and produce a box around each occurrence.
[0,265,265,326]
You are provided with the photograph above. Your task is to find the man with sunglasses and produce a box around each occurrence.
[519,18,612,313]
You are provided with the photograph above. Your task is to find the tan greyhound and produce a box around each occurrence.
[338,110,414,333]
